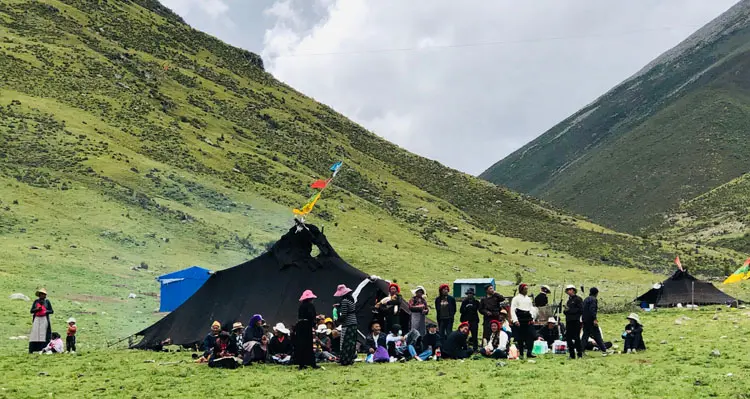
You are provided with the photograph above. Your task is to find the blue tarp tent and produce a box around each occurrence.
[157,266,211,312]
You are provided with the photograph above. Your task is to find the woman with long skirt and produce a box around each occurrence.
[408,286,429,336]
[295,290,318,369]
[334,284,358,365]
[29,288,53,353]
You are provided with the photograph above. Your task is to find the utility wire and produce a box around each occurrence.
[272,24,703,58]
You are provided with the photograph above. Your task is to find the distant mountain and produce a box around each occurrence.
[481,0,750,233]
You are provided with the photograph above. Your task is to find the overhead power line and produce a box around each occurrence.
[272,24,703,58]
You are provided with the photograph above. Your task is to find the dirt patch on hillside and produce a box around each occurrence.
[66,294,124,303]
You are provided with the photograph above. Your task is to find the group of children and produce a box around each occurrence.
[38,318,78,354]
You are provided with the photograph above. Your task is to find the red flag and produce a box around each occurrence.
[744,258,750,266]
[675,256,683,271]
[310,179,330,189]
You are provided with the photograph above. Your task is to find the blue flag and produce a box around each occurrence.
[330,161,343,172]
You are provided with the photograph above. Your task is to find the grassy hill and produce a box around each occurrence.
[481,0,750,234]
[0,0,746,349]
[660,171,750,256]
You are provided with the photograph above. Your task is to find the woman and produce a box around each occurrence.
[29,288,53,354]
[408,286,429,336]
[334,284,358,365]
[378,283,402,332]
[269,323,293,364]
[242,334,270,365]
[480,320,510,359]
[208,331,240,369]
[243,314,265,344]
[623,313,646,353]
[295,289,319,370]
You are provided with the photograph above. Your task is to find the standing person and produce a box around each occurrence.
[66,318,77,354]
[377,283,402,332]
[535,285,552,321]
[295,289,318,369]
[334,284,358,366]
[435,284,456,340]
[460,288,480,350]
[408,286,429,336]
[563,285,583,359]
[510,283,537,359]
[29,288,54,354]
[581,287,608,356]
[442,322,473,359]
[479,285,504,343]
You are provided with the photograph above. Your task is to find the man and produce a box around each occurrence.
[479,285,504,343]
[563,285,583,359]
[538,317,566,348]
[510,283,537,358]
[534,285,550,307]
[442,322,473,359]
[419,323,442,360]
[435,284,456,339]
[459,288,480,350]
[581,287,608,356]
[364,320,387,355]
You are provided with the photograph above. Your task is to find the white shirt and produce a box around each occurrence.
[510,294,537,323]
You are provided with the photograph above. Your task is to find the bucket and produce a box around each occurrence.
[552,340,567,354]
[532,340,548,355]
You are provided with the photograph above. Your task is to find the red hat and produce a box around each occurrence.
[458,321,470,330]
[439,284,450,292]
[388,283,401,293]
[519,283,528,291]
[489,319,502,328]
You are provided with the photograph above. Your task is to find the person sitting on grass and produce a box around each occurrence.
[208,331,240,369]
[269,323,293,364]
[242,334,269,365]
[623,313,646,353]
[364,320,387,355]
[480,320,510,359]
[40,332,64,354]
[195,321,222,362]
[538,317,565,348]
[582,325,613,352]
[231,322,244,354]
[410,323,441,361]
[243,314,265,344]
[314,324,338,362]
[442,322,473,359]
[386,324,408,361]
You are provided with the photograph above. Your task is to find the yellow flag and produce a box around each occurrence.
[293,192,322,216]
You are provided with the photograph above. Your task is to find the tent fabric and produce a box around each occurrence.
[156,266,211,312]
[635,269,738,307]
[132,222,413,349]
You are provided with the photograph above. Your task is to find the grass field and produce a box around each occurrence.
[1,309,749,399]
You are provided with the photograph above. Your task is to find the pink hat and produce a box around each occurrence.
[299,290,317,301]
[333,284,353,297]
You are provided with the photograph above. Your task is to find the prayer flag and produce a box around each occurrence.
[310,179,330,189]
[293,192,322,216]
[723,260,750,284]
[330,161,343,172]
[675,256,683,271]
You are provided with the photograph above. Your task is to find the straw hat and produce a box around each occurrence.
[316,324,330,334]
[273,322,290,335]
[547,317,557,325]
[36,288,47,296]
[499,309,508,315]
[67,317,76,324]
[333,284,352,297]
[232,322,244,331]
[626,313,641,323]
[299,290,317,302]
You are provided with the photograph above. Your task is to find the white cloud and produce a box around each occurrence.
[257,0,738,174]
[160,0,230,19]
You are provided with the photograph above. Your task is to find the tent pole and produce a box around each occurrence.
[691,281,695,310]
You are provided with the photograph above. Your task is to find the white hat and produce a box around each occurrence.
[547,317,557,324]
[541,285,551,292]
[316,324,330,334]
[411,285,426,296]
[273,322,290,335]
[565,284,577,292]
[626,313,641,323]
[67,317,76,324]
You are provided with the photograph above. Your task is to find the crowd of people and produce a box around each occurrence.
[194,282,647,369]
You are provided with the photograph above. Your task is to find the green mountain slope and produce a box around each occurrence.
[481,0,750,233]
[0,0,743,342]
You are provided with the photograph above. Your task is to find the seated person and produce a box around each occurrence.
[324,317,335,331]
[538,317,566,348]
[199,321,222,361]
[582,326,612,351]
[242,334,270,365]
[330,327,341,356]
[413,323,441,361]
[208,331,240,369]
[40,332,64,354]
[364,320,387,354]
[314,324,338,362]
[623,313,646,353]
[442,322,473,359]
[386,324,409,360]
[480,320,510,359]
[243,314,265,344]
[269,323,293,364]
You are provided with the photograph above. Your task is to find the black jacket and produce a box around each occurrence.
[434,295,457,320]
[421,332,442,351]
[364,333,386,352]
[564,295,583,321]
[479,293,505,320]
[243,325,265,343]
[539,324,566,347]
[442,330,469,357]
[269,336,293,356]
[460,297,480,322]
[624,323,646,350]
[534,292,549,307]
[582,296,598,323]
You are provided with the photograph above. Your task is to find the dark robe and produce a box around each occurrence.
[294,300,317,368]
[623,323,646,351]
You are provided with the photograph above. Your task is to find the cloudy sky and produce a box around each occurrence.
[160,0,738,175]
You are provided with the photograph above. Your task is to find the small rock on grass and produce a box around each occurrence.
[143,360,155,363]
[710,349,721,357]
[38,372,48,376]
[496,362,507,367]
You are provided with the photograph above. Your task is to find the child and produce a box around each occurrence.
[41,332,64,354]
[66,318,77,354]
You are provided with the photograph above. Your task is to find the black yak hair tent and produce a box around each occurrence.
[635,269,738,307]
[132,221,413,349]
